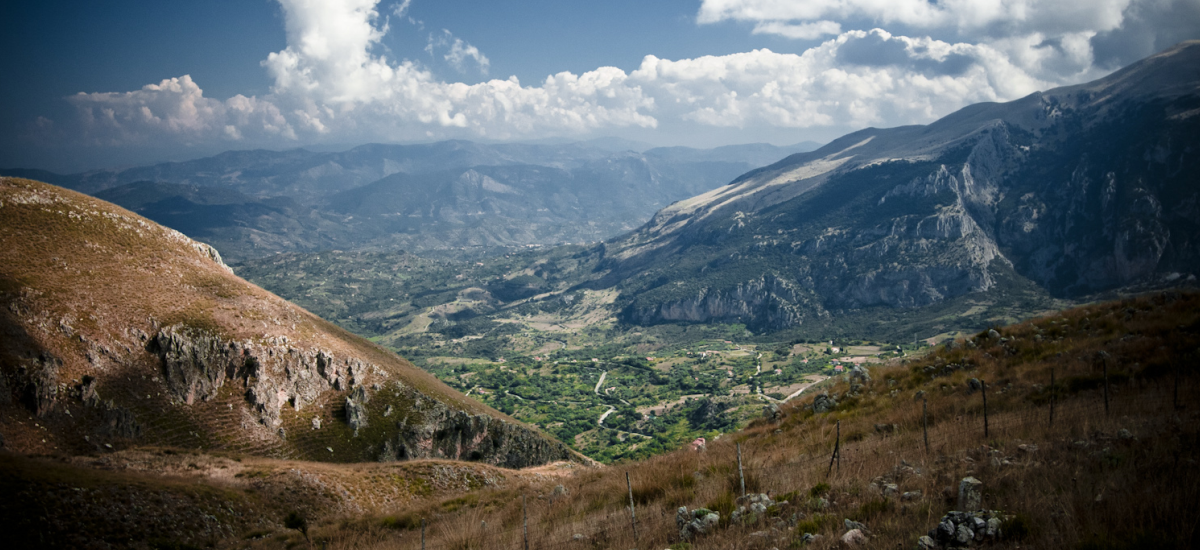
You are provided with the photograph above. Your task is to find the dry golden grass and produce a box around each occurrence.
[242,291,1199,550]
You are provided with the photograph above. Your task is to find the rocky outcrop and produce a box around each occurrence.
[622,275,809,332]
[923,510,1005,548]
[813,392,837,414]
[379,396,573,468]
[677,506,721,541]
[151,326,378,427]
[11,352,63,417]
[149,324,570,467]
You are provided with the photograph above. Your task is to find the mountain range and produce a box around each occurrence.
[3,140,819,262]
[579,40,1200,332]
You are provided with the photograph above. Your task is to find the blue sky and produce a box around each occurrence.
[3,0,1198,172]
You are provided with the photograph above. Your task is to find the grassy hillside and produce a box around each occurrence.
[6,291,1196,548]
[0,177,572,464]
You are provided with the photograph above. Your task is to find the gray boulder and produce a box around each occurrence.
[813,393,837,413]
[844,518,869,534]
[954,524,974,545]
[967,378,982,394]
[842,529,868,545]
[345,385,370,433]
[958,477,983,510]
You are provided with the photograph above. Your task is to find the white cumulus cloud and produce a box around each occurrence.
[698,0,1200,82]
[41,0,1199,161]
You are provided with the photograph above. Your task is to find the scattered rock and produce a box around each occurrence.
[841,529,867,545]
[954,523,975,545]
[926,510,1006,548]
[731,493,777,523]
[901,490,923,501]
[1117,429,1134,440]
[914,390,927,401]
[966,378,982,394]
[801,533,822,544]
[874,423,897,434]
[958,477,983,510]
[677,506,720,540]
[311,416,321,430]
[844,518,869,534]
[1017,444,1038,453]
[762,403,781,422]
[882,483,899,497]
[988,329,1000,339]
[848,366,871,394]
[553,484,567,496]
[813,393,837,414]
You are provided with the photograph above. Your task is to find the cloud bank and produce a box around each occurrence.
[45,0,1200,158]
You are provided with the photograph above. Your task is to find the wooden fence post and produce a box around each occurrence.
[627,472,638,542]
[1050,367,1056,427]
[421,518,425,550]
[923,396,929,454]
[1103,355,1110,416]
[827,420,841,477]
[982,379,989,439]
[737,442,746,498]
[1175,363,1181,410]
[523,495,529,550]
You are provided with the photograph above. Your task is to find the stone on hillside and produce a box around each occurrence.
[813,393,837,413]
[882,483,899,497]
[345,385,370,433]
[935,519,955,542]
[901,490,923,501]
[988,329,1000,339]
[842,529,868,545]
[848,366,872,394]
[1118,429,1134,440]
[311,416,321,430]
[958,477,983,510]
[801,533,822,544]
[677,506,720,540]
[986,517,1002,538]
[763,402,781,422]
[967,378,982,394]
[917,535,938,549]
[954,524,975,545]
[844,518,869,534]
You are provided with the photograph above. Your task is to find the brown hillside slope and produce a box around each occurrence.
[0,177,575,466]
[1,285,1196,548]
[256,292,1194,550]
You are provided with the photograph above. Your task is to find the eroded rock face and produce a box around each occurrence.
[379,397,572,468]
[148,324,570,467]
[12,352,63,417]
[151,326,376,428]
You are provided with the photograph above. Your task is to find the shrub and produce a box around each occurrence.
[283,511,309,542]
